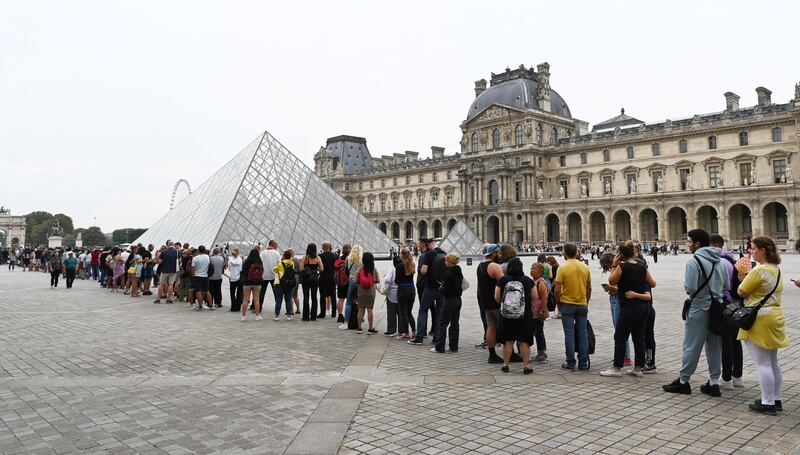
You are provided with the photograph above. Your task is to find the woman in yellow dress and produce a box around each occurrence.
[737,236,790,416]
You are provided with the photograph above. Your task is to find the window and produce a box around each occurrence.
[515,157,521,168]
[471,132,479,152]
[651,143,660,156]
[418,174,424,183]
[357,199,364,211]
[393,177,397,186]
[392,195,399,210]
[380,197,386,212]
[602,149,610,162]
[492,128,501,149]
[679,139,688,153]
[559,155,566,167]
[405,175,410,185]
[626,174,637,194]
[626,146,634,159]
[603,175,612,194]
[652,171,662,192]
[488,180,499,205]
[380,179,385,188]
[740,163,752,185]
[515,124,524,145]
[446,190,453,206]
[536,123,543,145]
[358,182,363,190]
[708,166,720,188]
[369,180,374,189]
[431,191,439,208]
[470,186,475,204]
[417,193,425,209]
[344,183,350,191]
[514,181,522,201]
[368,199,374,213]
[550,127,558,145]
[739,131,749,146]
[773,159,787,183]
[446,170,452,180]
[772,127,783,142]
[432,172,438,182]
[580,178,589,197]
[708,135,717,149]
[537,157,542,167]
[559,180,568,198]
[679,168,690,191]
[580,152,587,165]
[405,195,412,209]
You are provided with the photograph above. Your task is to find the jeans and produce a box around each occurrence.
[609,295,630,359]
[274,285,294,317]
[414,286,445,343]
[50,271,60,287]
[396,286,416,334]
[613,303,648,368]
[533,319,547,354]
[386,299,398,334]
[259,279,277,309]
[721,324,743,381]
[302,279,319,320]
[560,303,589,368]
[229,280,243,311]
[209,279,223,306]
[679,306,721,382]
[65,268,76,289]
[344,281,357,322]
[99,266,108,286]
[435,297,461,351]
[416,281,436,333]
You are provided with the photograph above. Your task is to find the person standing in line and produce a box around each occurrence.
[209,248,225,308]
[394,247,416,341]
[711,234,744,389]
[547,256,561,319]
[599,252,632,366]
[273,250,297,321]
[494,257,534,373]
[63,251,78,289]
[141,244,156,296]
[475,244,490,348]
[49,250,62,288]
[154,241,179,305]
[414,239,430,335]
[129,247,143,298]
[8,250,16,271]
[355,252,379,334]
[475,244,506,363]
[554,243,592,371]
[663,229,727,396]
[290,249,302,315]
[408,238,446,346]
[433,253,463,353]
[340,245,363,330]
[299,243,322,321]
[737,236,789,416]
[89,247,101,280]
[318,242,338,318]
[110,248,124,292]
[600,242,657,378]
[335,244,352,323]
[259,240,281,312]
[99,246,111,287]
[529,262,549,363]
[240,249,263,321]
[382,257,399,337]
[191,246,213,310]
[227,248,243,312]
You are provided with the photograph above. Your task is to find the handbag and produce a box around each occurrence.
[461,277,470,291]
[725,269,780,330]
[127,266,136,275]
[692,257,727,336]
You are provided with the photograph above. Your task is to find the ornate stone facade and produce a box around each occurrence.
[0,214,26,247]
[315,63,800,249]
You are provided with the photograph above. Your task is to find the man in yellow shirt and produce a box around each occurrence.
[554,243,592,370]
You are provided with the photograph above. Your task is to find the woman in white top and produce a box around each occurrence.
[227,248,243,312]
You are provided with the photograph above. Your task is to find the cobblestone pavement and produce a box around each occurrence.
[0,254,798,454]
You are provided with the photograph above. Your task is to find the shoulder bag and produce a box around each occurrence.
[726,269,780,330]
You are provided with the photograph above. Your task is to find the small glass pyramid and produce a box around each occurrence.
[134,132,396,253]
[439,219,485,256]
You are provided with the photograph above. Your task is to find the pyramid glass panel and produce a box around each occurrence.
[439,219,484,256]
[135,131,395,254]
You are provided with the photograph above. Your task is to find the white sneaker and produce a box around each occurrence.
[338,324,348,329]
[191,303,199,311]
[287,316,293,321]
[385,332,399,337]
[626,369,643,378]
[274,316,280,321]
[255,315,263,321]
[733,377,745,388]
[600,369,623,377]
[241,316,246,322]
[719,379,735,390]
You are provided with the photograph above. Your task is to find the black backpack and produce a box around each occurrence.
[427,250,447,285]
[722,255,741,303]
[281,262,297,289]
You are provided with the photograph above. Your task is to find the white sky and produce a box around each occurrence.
[2,0,798,232]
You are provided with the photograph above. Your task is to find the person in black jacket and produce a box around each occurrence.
[433,253,463,353]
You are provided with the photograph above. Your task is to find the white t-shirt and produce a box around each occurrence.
[228,256,243,282]
[192,254,210,278]
[260,249,281,280]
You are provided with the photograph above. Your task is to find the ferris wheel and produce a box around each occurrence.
[170,179,192,209]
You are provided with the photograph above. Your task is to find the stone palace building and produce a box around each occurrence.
[314,63,800,249]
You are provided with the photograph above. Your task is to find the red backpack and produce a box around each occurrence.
[358,268,374,289]
[247,263,263,283]
[334,257,348,286]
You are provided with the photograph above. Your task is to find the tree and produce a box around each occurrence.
[81,227,106,248]
[112,228,147,244]
[25,211,53,245]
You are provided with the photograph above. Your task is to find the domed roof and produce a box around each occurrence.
[467,68,571,120]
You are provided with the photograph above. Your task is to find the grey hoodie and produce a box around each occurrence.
[684,246,729,309]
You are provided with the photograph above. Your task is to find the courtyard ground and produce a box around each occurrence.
[0,254,798,454]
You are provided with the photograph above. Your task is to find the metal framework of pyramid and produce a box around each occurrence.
[439,219,484,256]
[134,131,395,253]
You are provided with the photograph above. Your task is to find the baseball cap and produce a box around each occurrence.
[484,244,500,257]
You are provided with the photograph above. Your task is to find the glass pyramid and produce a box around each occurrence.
[134,132,396,254]
[439,219,485,256]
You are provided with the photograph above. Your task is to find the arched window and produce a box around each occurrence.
[603,149,610,162]
[580,152,587,165]
[488,180,499,205]
[471,132,479,152]
[536,123,543,145]
[492,128,501,149]
[514,124,523,145]
[550,127,558,145]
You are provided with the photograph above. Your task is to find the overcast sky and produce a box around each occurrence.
[2,0,798,232]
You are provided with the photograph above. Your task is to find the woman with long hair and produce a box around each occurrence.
[394,247,416,340]
[529,262,549,363]
[494,257,535,374]
[274,250,297,321]
[335,244,352,323]
[599,252,631,366]
[340,245,363,330]
[356,252,379,333]
[738,236,789,415]
[300,243,323,321]
[240,248,263,321]
[601,241,656,378]
[111,248,125,292]
[228,248,243,312]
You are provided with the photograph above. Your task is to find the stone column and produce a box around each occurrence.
[559,214,567,243]
[630,212,640,242]
[656,208,666,243]
[609,217,616,243]
[582,213,591,243]
[717,204,729,242]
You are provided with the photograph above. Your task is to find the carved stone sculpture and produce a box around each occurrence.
[605,180,612,195]
[750,169,758,185]
[559,185,565,199]
[786,166,793,183]
[580,182,587,197]
[629,179,637,194]
[656,176,663,192]
[538,186,544,200]
[685,173,692,190]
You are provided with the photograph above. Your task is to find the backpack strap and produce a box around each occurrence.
[753,269,781,310]
[690,256,716,302]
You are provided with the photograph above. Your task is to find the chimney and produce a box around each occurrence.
[405,150,419,161]
[536,62,551,111]
[474,79,487,98]
[431,146,445,159]
[724,92,740,112]
[393,152,405,164]
[756,87,772,107]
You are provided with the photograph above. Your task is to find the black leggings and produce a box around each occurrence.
[50,271,60,287]
[397,286,416,334]
[302,280,319,320]
[229,281,243,311]
[645,304,656,367]
[65,269,75,288]
[614,303,648,368]
[721,324,743,381]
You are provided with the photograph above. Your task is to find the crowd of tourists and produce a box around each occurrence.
[19,228,792,416]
